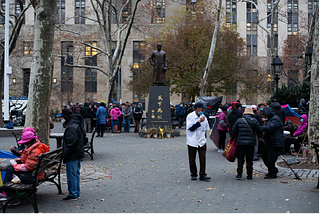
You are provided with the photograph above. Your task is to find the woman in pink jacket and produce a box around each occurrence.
[217,105,228,153]
[110,106,122,133]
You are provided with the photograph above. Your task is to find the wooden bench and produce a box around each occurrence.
[0,148,63,213]
[84,128,96,160]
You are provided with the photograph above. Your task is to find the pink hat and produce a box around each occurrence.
[251,105,257,111]
[22,127,35,133]
[17,131,37,144]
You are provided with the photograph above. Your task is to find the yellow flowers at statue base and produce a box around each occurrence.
[142,126,175,139]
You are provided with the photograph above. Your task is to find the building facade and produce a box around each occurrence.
[1,0,317,113]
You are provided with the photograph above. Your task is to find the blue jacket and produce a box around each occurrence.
[176,106,185,117]
[96,106,108,125]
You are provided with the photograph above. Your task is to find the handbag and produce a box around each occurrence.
[222,135,237,162]
[219,120,226,128]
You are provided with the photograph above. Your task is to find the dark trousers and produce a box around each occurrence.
[218,130,227,150]
[178,116,184,128]
[134,119,140,133]
[96,124,106,136]
[262,147,281,177]
[187,144,207,178]
[236,145,254,176]
[4,166,33,184]
[285,137,302,153]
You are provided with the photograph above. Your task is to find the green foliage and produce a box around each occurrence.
[269,80,310,104]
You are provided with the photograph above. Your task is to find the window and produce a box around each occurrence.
[247,1,257,56]
[75,0,85,24]
[122,0,132,23]
[308,0,318,25]
[267,0,278,54]
[0,0,5,25]
[15,0,25,25]
[23,68,30,96]
[132,41,145,108]
[226,0,237,25]
[85,42,97,102]
[56,0,65,24]
[287,0,299,35]
[61,42,73,107]
[23,41,33,56]
[85,42,97,56]
[151,0,165,24]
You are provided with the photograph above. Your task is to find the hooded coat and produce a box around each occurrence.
[270,102,285,125]
[63,115,85,162]
[228,108,243,135]
[262,107,284,148]
[110,107,122,120]
[293,114,308,137]
[81,102,93,118]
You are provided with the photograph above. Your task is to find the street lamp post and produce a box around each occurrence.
[271,55,283,100]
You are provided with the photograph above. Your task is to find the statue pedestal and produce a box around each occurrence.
[147,86,172,129]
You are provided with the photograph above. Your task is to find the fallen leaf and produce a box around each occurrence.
[252,183,257,185]
[208,187,213,190]
[107,175,112,177]
[150,160,155,161]
[100,199,105,201]
[198,200,202,202]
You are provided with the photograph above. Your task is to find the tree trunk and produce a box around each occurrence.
[25,0,57,146]
[307,6,319,163]
[199,0,222,97]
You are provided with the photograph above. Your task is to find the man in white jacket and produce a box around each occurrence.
[186,102,211,181]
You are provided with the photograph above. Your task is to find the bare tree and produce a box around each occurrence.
[55,0,141,104]
[25,0,57,145]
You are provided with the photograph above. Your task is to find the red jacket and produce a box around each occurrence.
[20,139,50,180]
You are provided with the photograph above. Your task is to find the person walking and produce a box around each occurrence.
[217,105,228,153]
[270,99,285,126]
[122,101,132,133]
[96,102,108,137]
[232,107,263,180]
[61,108,85,200]
[186,102,211,181]
[176,103,185,129]
[261,107,284,179]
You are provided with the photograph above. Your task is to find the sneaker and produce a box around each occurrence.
[236,175,242,179]
[247,176,253,180]
[3,199,19,206]
[191,176,197,180]
[199,176,211,181]
[218,149,224,153]
[0,195,7,202]
[63,196,77,201]
[77,196,81,199]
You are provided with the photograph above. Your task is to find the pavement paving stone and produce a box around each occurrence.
[0,123,318,212]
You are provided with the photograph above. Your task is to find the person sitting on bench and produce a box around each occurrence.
[0,131,50,204]
[284,114,308,154]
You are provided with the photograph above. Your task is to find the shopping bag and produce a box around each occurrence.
[222,135,237,162]
[114,124,119,132]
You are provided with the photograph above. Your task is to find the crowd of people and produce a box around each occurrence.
[214,99,308,180]
[61,100,144,136]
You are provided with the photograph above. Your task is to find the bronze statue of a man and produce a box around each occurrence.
[149,43,167,86]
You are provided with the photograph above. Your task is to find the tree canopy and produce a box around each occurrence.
[129,5,251,101]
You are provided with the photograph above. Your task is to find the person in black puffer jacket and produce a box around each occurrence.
[261,107,284,179]
[62,108,85,200]
[269,100,285,126]
[232,107,263,180]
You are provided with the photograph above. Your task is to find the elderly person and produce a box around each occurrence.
[0,131,50,204]
[186,102,211,181]
[232,107,263,180]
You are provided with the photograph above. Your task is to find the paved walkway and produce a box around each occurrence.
[0,123,318,213]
